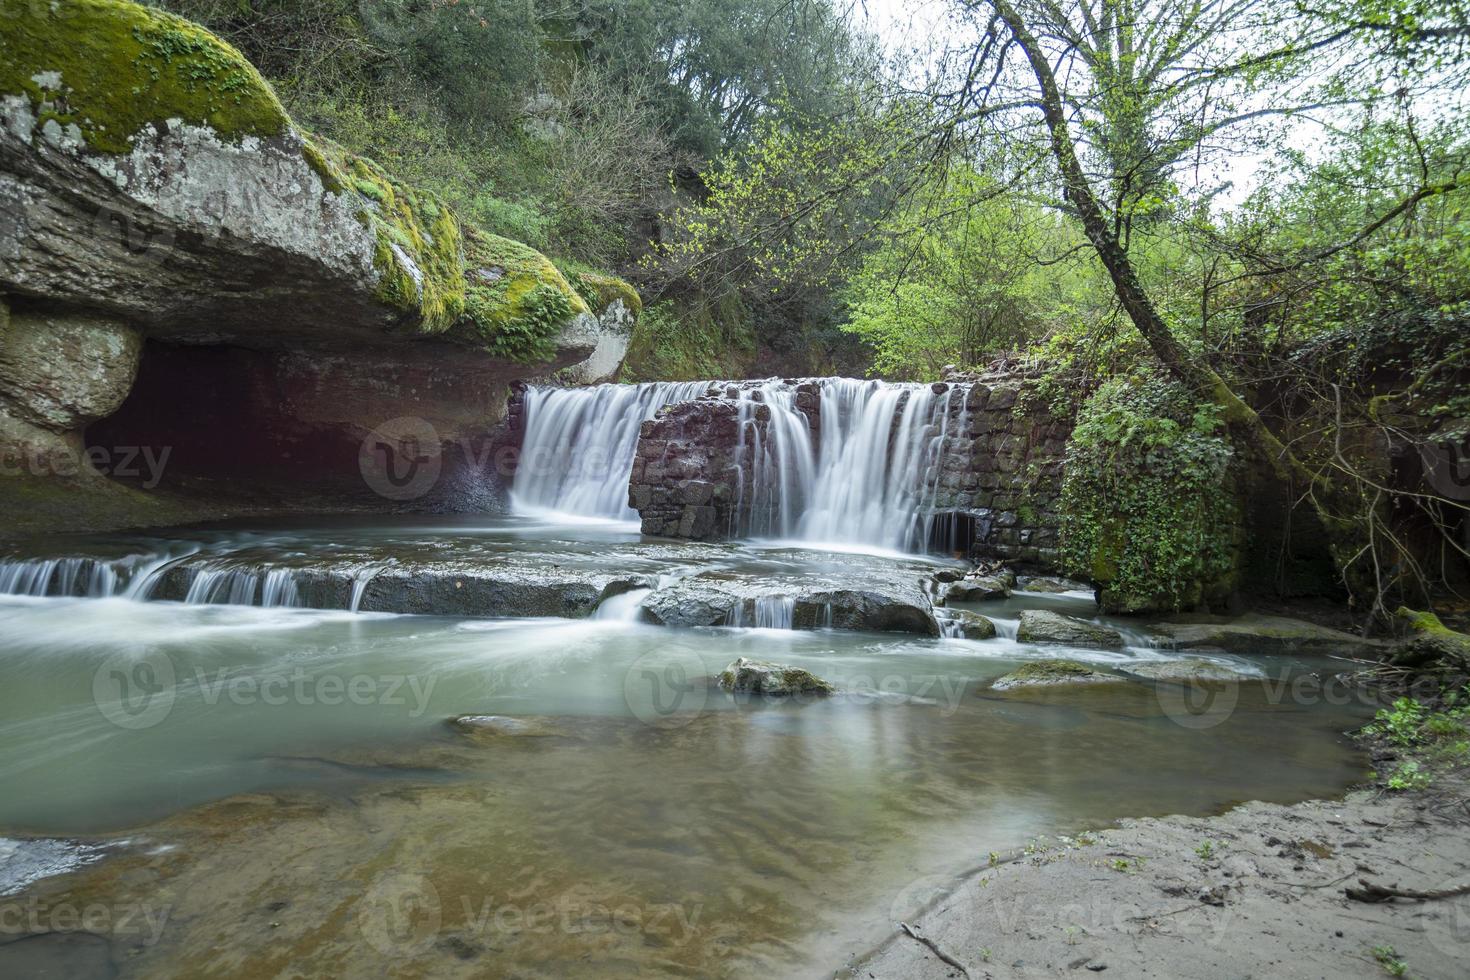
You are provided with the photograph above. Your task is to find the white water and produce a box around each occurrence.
[510,378,973,554]
[512,381,710,520]
[733,379,968,552]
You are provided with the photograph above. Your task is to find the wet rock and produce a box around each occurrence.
[942,574,1011,603]
[448,716,567,739]
[0,837,105,896]
[943,609,998,640]
[637,573,940,636]
[1016,575,1092,594]
[1148,614,1388,657]
[1123,659,1250,682]
[718,658,834,696]
[1016,610,1125,649]
[991,659,1121,691]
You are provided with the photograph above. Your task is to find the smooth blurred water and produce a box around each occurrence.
[0,516,1376,978]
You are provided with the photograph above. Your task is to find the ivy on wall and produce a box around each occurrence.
[1060,375,1242,613]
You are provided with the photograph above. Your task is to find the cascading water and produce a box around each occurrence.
[728,379,969,553]
[512,381,710,520]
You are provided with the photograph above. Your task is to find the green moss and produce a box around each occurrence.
[452,228,588,363]
[304,138,466,332]
[553,259,642,317]
[0,0,289,154]
[1010,659,1096,680]
[1060,375,1242,614]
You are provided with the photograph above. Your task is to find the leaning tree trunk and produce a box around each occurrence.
[990,0,1375,607]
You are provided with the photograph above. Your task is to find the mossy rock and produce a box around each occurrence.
[944,609,998,640]
[1016,609,1125,649]
[1391,608,1470,671]
[0,0,289,154]
[451,228,589,362]
[305,137,465,333]
[554,262,642,318]
[991,659,1120,691]
[718,657,834,697]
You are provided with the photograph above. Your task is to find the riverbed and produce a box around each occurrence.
[0,516,1375,977]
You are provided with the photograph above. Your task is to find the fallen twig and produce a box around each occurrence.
[899,921,971,978]
[1345,878,1470,902]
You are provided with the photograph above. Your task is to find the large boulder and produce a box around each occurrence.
[1016,609,1125,649]
[940,609,998,640]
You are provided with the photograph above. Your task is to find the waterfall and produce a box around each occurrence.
[0,558,124,598]
[728,595,795,629]
[509,377,971,553]
[512,381,710,520]
[729,379,965,552]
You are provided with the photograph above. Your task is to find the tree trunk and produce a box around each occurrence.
[989,0,1370,604]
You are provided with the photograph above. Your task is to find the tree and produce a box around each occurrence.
[943,0,1468,616]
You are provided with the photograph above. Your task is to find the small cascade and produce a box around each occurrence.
[593,587,652,622]
[729,595,795,630]
[182,566,304,607]
[349,565,386,613]
[261,569,301,608]
[0,557,123,598]
[726,378,968,552]
[513,381,710,520]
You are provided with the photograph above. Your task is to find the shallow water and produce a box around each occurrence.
[0,517,1376,977]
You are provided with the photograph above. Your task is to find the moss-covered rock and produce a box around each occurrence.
[1016,609,1125,649]
[0,0,289,154]
[991,659,1121,690]
[554,261,642,318]
[718,658,834,697]
[452,228,589,362]
[1391,608,1470,672]
[305,137,465,333]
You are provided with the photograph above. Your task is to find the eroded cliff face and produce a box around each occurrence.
[0,0,638,531]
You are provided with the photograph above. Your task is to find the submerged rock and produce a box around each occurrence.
[1016,575,1092,594]
[1016,610,1125,649]
[717,658,834,697]
[1123,659,1249,682]
[991,659,1121,690]
[1148,614,1388,657]
[448,715,567,739]
[942,609,998,640]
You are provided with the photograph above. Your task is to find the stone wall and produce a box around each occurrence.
[619,374,1075,568]
[926,377,1071,568]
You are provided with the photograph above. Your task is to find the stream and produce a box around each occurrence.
[0,514,1373,977]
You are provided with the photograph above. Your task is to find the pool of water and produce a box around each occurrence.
[0,516,1375,977]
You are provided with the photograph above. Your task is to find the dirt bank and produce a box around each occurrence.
[849,772,1470,979]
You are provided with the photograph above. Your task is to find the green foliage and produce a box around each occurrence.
[0,0,289,153]
[1060,375,1241,613]
[620,298,758,382]
[1364,691,1469,747]
[1371,944,1409,977]
[842,169,1106,380]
